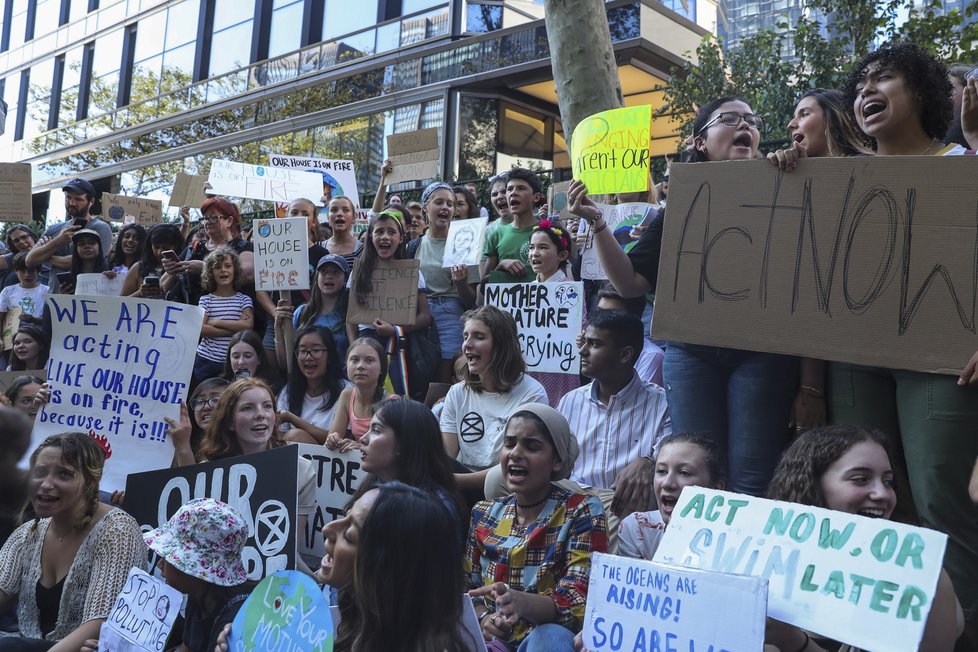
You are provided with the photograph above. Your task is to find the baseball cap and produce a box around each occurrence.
[316,253,349,275]
[71,228,99,243]
[62,179,97,197]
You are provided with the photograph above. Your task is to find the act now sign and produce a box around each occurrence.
[654,488,947,652]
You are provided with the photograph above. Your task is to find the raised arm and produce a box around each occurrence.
[371,160,393,214]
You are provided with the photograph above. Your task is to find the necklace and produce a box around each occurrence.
[516,496,548,510]
[921,139,938,155]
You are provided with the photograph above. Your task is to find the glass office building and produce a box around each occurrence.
[0,0,712,218]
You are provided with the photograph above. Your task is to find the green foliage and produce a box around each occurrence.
[660,0,978,146]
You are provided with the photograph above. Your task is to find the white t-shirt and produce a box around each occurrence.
[277,381,351,432]
[439,375,548,469]
[618,510,666,560]
[0,284,49,318]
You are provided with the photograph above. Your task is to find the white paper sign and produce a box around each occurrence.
[584,552,767,652]
[268,154,361,208]
[32,296,204,491]
[295,444,363,564]
[443,217,488,268]
[581,202,656,280]
[654,488,948,652]
[252,218,311,292]
[207,159,323,203]
[98,568,184,652]
[75,273,126,297]
[484,281,583,374]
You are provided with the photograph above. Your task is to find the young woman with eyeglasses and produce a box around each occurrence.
[569,98,799,498]
[276,326,349,445]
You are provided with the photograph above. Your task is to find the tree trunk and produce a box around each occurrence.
[544,0,624,154]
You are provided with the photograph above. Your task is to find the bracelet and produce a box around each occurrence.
[592,219,608,235]
[792,631,811,652]
[800,385,824,398]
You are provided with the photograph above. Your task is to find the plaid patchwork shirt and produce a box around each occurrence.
[465,484,608,646]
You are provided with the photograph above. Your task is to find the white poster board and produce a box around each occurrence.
[75,273,126,297]
[295,444,363,565]
[581,202,655,280]
[207,159,323,203]
[654,488,948,652]
[443,217,488,268]
[98,568,185,652]
[268,154,361,208]
[32,296,204,491]
[583,552,767,652]
[484,281,583,374]
[252,218,310,292]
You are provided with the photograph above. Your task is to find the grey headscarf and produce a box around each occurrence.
[505,403,579,480]
[421,182,454,206]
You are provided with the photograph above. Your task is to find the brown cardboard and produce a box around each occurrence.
[168,173,209,208]
[386,128,439,184]
[1,306,22,350]
[346,258,421,326]
[102,193,163,226]
[0,163,32,223]
[0,369,46,394]
[652,156,978,376]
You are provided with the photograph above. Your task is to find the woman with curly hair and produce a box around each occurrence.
[764,426,964,651]
[193,247,254,385]
[0,432,146,651]
[839,44,978,635]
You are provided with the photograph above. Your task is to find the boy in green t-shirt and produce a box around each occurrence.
[482,168,543,284]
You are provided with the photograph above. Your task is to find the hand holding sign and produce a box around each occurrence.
[228,571,334,652]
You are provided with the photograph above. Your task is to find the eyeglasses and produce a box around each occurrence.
[296,348,328,360]
[202,215,230,224]
[698,111,764,134]
[190,396,220,410]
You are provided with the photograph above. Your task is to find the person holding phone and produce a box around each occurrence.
[26,179,111,280]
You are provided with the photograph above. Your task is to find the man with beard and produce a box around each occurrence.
[26,178,111,278]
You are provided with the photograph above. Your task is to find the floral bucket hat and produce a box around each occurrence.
[144,497,248,587]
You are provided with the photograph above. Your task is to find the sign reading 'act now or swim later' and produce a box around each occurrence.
[654,487,947,652]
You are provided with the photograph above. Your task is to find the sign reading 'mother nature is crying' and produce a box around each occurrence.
[652,156,978,375]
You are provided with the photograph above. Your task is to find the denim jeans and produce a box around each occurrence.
[427,295,464,359]
[663,342,799,496]
[516,624,576,652]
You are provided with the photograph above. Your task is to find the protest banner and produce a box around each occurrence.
[654,487,947,651]
[653,156,978,375]
[32,296,203,491]
[102,193,163,226]
[444,217,488,267]
[484,281,583,374]
[0,163,32,223]
[294,444,363,565]
[1,306,22,350]
[228,570,333,652]
[386,128,439,184]
[581,202,657,280]
[252,218,310,292]
[168,173,209,208]
[76,272,126,296]
[571,106,651,195]
[268,154,361,211]
[346,259,420,326]
[0,368,45,394]
[584,552,767,652]
[125,446,300,581]
[208,159,323,203]
[98,567,184,652]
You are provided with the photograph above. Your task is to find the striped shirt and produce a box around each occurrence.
[557,370,671,489]
[196,292,253,362]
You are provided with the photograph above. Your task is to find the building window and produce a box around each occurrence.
[268,0,302,58]
[7,0,29,51]
[13,68,29,140]
[323,0,377,47]
[209,0,254,77]
[32,0,60,40]
[57,44,82,126]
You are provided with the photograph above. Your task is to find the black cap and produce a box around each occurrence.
[63,178,97,197]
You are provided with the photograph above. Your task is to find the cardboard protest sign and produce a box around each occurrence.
[253,218,311,292]
[32,296,203,491]
[0,163,32,223]
[547,180,575,223]
[102,193,163,226]
[1,306,22,350]
[653,156,978,375]
[294,444,363,565]
[386,128,439,184]
[268,154,361,210]
[98,568,184,652]
[0,369,45,394]
[581,202,656,280]
[75,272,125,296]
[228,571,333,652]
[168,173,209,208]
[654,488,947,652]
[208,159,323,204]
[485,281,583,374]
[571,106,651,195]
[584,552,767,652]
[125,446,300,581]
[346,259,420,326]
[444,217,488,267]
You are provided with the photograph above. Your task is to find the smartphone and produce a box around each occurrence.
[161,250,179,263]
[143,275,160,288]
[56,271,74,286]
[72,217,88,229]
